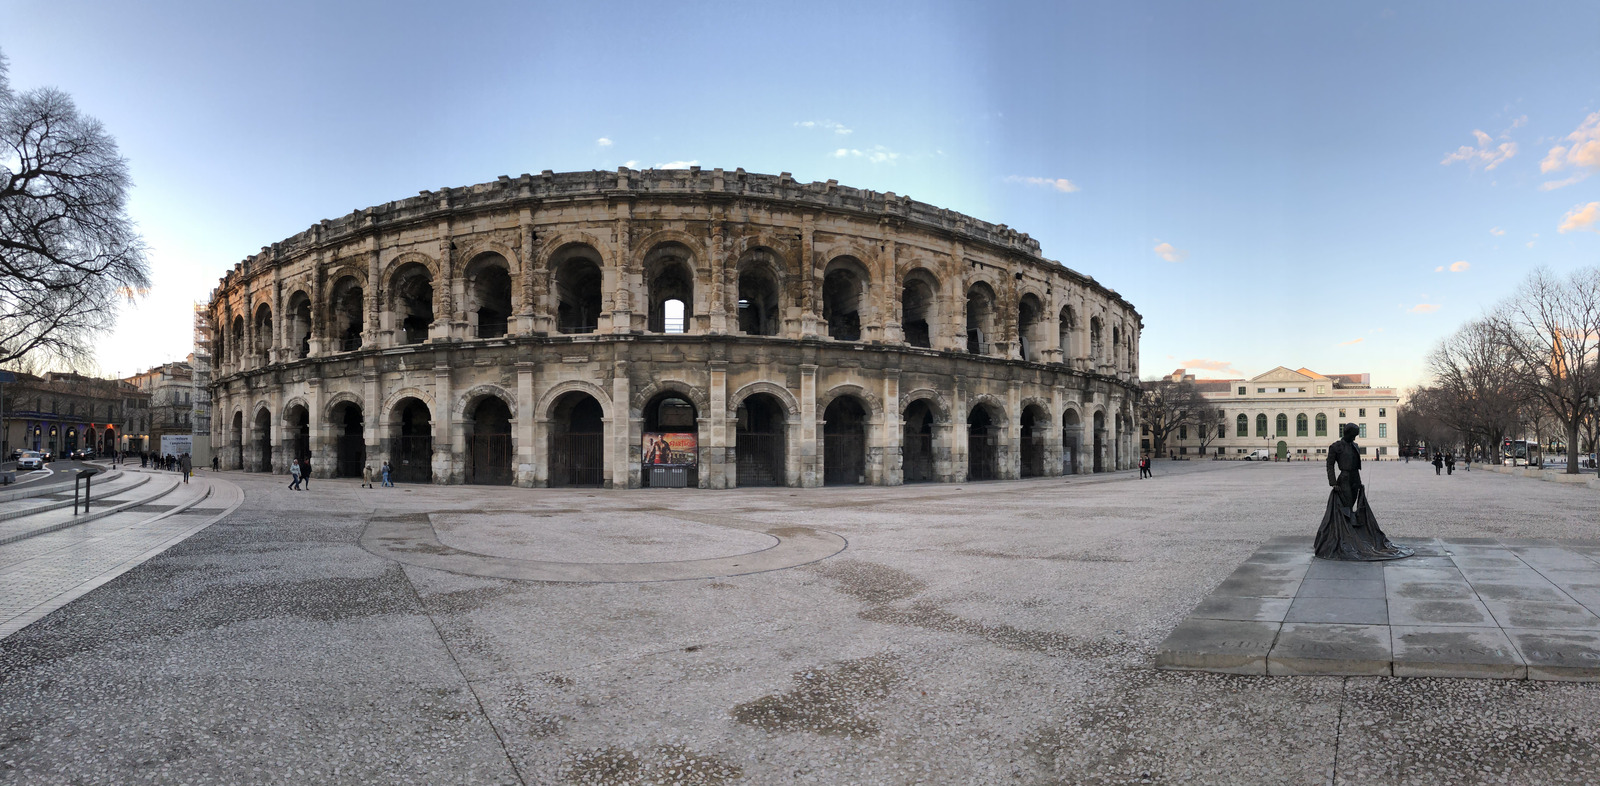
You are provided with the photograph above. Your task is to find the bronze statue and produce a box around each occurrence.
[1314,423,1413,560]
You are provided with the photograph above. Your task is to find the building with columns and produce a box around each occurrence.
[1146,367,1400,460]
[206,168,1142,487]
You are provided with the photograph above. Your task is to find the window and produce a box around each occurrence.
[1237,414,1248,437]
[1359,423,1368,438]
[1256,413,1267,436]
[1277,388,1286,393]
[1378,408,1386,418]
[1275,413,1288,437]
[1379,423,1388,438]
[1316,385,1325,394]
[1315,413,1328,436]
[1338,408,1346,418]
[1358,408,1366,417]
[1237,386,1246,395]
[1257,388,1266,393]
[1178,425,1187,440]
[1296,414,1308,437]
[1141,424,1149,435]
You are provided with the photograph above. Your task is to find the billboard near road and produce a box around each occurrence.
[161,435,193,457]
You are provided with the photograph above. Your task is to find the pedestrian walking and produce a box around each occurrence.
[1445,453,1455,475]
[1464,454,1471,472]
[180,453,192,483]
[300,457,311,489]
[1433,453,1443,475]
[361,464,374,488]
[289,458,302,490]
[212,454,219,472]
[381,460,393,487]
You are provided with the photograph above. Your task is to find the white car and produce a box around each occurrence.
[1244,449,1273,461]
[17,451,44,470]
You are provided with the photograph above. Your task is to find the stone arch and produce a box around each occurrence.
[461,250,516,337]
[968,393,1008,421]
[898,388,952,422]
[537,380,614,421]
[630,379,710,419]
[453,384,518,420]
[816,383,884,420]
[1021,396,1054,425]
[642,239,699,333]
[539,234,612,270]
[451,240,519,280]
[379,250,441,286]
[632,230,706,265]
[381,386,438,420]
[323,260,368,290]
[729,232,797,262]
[734,246,788,336]
[322,390,364,422]
[280,396,311,423]
[726,380,800,418]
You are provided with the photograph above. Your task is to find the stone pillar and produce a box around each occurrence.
[308,379,326,478]
[707,361,729,489]
[612,359,632,488]
[610,210,634,334]
[366,239,381,349]
[882,368,902,485]
[271,278,284,365]
[1007,380,1022,480]
[708,223,728,335]
[363,369,382,480]
[515,362,536,486]
[798,364,818,487]
[1048,384,1066,477]
[432,363,454,483]
[433,223,455,342]
[952,376,969,481]
[799,215,820,338]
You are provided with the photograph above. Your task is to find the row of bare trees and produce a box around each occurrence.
[1136,377,1224,458]
[1404,266,1600,473]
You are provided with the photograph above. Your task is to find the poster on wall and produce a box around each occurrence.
[161,435,193,456]
[642,433,697,467]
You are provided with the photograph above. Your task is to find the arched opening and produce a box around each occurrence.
[967,404,1002,481]
[1089,317,1103,364]
[1275,413,1289,438]
[737,269,781,337]
[1093,410,1106,473]
[735,393,786,487]
[1296,413,1309,437]
[213,320,226,368]
[231,411,244,469]
[1315,413,1328,437]
[101,427,115,454]
[466,396,513,485]
[1256,413,1268,438]
[1277,440,1289,460]
[902,399,938,483]
[1063,408,1082,475]
[253,304,273,363]
[287,292,312,359]
[646,244,695,334]
[1018,294,1045,362]
[1112,325,1122,369]
[285,404,310,469]
[330,276,364,352]
[901,272,937,349]
[82,426,96,455]
[822,258,867,341]
[467,254,513,339]
[331,401,364,478]
[1059,306,1076,361]
[253,408,272,472]
[64,427,78,455]
[553,249,603,334]
[231,316,245,365]
[1237,413,1249,438]
[966,283,996,354]
[391,398,433,483]
[549,392,604,487]
[642,392,699,487]
[1021,405,1048,478]
[823,396,867,485]
[392,263,434,345]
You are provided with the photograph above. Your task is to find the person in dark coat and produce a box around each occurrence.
[1432,453,1444,475]
[1314,423,1413,561]
[1445,453,1455,475]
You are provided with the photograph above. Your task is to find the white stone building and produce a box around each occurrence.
[1146,367,1399,460]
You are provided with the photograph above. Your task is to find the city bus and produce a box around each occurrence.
[1502,439,1542,467]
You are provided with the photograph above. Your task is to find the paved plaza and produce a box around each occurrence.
[2,459,1599,784]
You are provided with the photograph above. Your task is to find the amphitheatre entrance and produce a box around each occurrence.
[735,394,786,487]
[392,399,433,483]
[549,392,604,488]
[822,397,867,485]
[466,397,513,485]
[332,401,364,478]
[902,400,938,483]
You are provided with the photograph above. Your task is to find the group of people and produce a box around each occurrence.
[288,458,394,490]
[1429,452,1468,475]
[138,451,194,482]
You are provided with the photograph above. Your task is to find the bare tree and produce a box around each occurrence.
[1490,267,1600,474]
[1195,410,1227,456]
[1137,378,1222,458]
[1425,318,1525,463]
[0,49,148,368]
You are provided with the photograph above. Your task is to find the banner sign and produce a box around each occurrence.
[642,432,697,467]
[161,434,193,456]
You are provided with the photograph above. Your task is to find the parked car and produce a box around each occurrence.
[17,451,44,470]
[1244,449,1273,461]
[70,448,97,461]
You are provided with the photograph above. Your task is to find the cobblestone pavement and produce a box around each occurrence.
[1,460,1597,785]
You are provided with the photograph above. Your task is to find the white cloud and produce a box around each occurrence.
[1510,114,1528,129]
[1538,111,1600,189]
[1004,175,1080,193]
[596,137,613,147]
[1409,303,1442,314]
[1434,266,1444,273]
[1339,338,1365,346]
[1489,226,1505,236]
[795,120,852,136]
[1449,261,1471,272]
[1558,201,1600,234]
[1441,129,1517,170]
[831,145,899,164]
[652,160,699,169]
[1152,241,1188,263]
[623,160,639,168]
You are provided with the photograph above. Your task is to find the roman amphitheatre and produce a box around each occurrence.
[206,167,1141,488]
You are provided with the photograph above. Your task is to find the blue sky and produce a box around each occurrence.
[6,1,1597,387]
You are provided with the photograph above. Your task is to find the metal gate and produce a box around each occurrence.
[335,435,365,478]
[257,437,273,473]
[903,433,935,483]
[736,431,783,487]
[823,433,865,485]
[468,434,513,485]
[1020,431,1044,478]
[968,431,998,480]
[551,433,603,487]
[393,435,433,483]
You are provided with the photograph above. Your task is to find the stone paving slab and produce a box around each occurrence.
[1156,537,1600,681]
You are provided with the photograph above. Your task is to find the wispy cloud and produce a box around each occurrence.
[1339,338,1364,346]
[1441,128,1517,170]
[1179,358,1242,377]
[1004,175,1080,193]
[1409,303,1442,314]
[831,145,899,164]
[1152,241,1188,263]
[653,160,699,169]
[1538,111,1600,189]
[1527,233,1540,248]
[795,120,853,136]
[622,160,639,168]
[1442,260,1471,273]
[1558,202,1600,234]
[596,137,613,147]
[1490,226,1505,236]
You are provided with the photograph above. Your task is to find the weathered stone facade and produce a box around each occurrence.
[206,168,1142,487]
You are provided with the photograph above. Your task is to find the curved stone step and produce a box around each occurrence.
[0,474,183,546]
